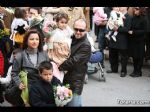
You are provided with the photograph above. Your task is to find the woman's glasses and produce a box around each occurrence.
[74,28,85,32]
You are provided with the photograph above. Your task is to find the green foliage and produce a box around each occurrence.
[0,28,10,39]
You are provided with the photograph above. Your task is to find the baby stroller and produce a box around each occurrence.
[84,33,105,84]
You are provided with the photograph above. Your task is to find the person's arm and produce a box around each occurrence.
[11,53,22,87]
[0,66,12,84]
[59,43,91,71]
[117,14,132,33]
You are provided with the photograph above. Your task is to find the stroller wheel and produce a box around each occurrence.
[99,72,106,82]
[99,76,106,82]
[84,74,88,84]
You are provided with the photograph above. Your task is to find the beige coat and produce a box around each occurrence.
[42,7,61,21]
[60,7,85,29]
[0,7,14,29]
[84,7,90,32]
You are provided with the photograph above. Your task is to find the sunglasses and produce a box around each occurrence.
[74,28,85,32]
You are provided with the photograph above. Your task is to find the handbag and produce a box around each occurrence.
[89,51,103,63]
[4,80,24,106]
[4,52,25,106]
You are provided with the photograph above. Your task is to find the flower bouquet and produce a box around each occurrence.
[53,84,73,107]
[42,20,57,38]
[19,70,30,106]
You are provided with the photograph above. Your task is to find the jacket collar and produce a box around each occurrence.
[71,33,87,43]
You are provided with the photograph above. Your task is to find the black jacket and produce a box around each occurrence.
[109,13,132,50]
[29,76,61,107]
[59,34,91,95]
[128,15,148,58]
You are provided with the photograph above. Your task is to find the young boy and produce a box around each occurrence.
[29,61,62,107]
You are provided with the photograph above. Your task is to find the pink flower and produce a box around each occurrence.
[64,88,69,97]
[43,27,49,33]
[53,84,73,106]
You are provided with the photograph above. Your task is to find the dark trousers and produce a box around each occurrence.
[98,27,107,65]
[90,10,93,30]
[133,57,144,74]
[94,24,99,37]
[145,38,150,60]
[109,48,128,73]
[0,84,4,103]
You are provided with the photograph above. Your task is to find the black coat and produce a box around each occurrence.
[109,13,132,50]
[29,76,61,107]
[128,15,148,58]
[59,34,91,95]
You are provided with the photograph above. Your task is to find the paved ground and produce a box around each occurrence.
[81,31,150,107]
[82,60,150,107]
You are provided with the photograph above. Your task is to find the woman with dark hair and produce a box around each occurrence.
[128,7,148,77]
[11,29,49,106]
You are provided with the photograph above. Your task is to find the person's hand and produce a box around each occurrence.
[128,31,133,35]
[113,25,118,31]
[100,20,107,26]
[24,26,29,31]
[25,103,30,107]
[19,82,26,90]
[56,63,60,67]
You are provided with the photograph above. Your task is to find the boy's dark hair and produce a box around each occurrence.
[38,61,53,74]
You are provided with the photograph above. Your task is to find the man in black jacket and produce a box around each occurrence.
[106,7,132,77]
[59,19,91,107]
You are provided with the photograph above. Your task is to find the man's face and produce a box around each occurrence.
[73,20,86,39]
[29,8,39,18]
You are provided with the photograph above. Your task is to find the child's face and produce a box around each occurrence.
[57,18,68,30]
[40,69,53,82]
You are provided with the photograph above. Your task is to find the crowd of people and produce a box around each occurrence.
[0,7,150,107]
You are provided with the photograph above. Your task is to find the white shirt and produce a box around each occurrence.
[11,18,29,33]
